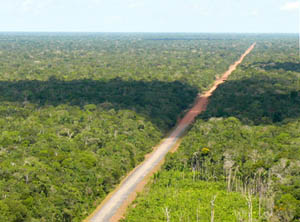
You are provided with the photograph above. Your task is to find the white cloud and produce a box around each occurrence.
[128,0,145,9]
[249,9,259,16]
[21,0,34,12]
[189,2,209,15]
[19,0,53,14]
[90,0,102,6]
[103,15,123,25]
[280,1,300,11]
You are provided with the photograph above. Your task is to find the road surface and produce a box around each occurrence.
[85,42,256,222]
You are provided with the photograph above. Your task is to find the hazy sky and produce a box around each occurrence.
[0,0,299,33]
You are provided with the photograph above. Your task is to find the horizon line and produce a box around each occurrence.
[0,31,298,34]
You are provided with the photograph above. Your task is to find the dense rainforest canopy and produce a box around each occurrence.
[0,33,259,221]
[123,36,300,222]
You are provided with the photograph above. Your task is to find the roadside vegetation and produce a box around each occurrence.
[0,33,253,221]
[123,36,300,222]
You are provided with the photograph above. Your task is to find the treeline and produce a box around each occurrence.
[0,78,198,131]
[0,33,252,91]
[0,104,163,221]
[0,34,252,221]
[0,80,196,221]
[123,37,300,222]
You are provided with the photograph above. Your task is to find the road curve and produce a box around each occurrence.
[85,42,256,222]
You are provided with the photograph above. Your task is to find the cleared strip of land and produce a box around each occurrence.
[85,42,256,222]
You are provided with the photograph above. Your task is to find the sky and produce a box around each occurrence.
[0,0,299,33]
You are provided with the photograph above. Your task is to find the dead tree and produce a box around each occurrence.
[164,207,171,222]
[246,193,253,222]
[210,195,217,222]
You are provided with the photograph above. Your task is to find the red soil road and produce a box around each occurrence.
[179,42,256,126]
[85,42,256,222]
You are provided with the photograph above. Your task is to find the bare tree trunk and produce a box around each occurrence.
[246,193,253,222]
[25,174,29,184]
[164,207,171,222]
[227,168,232,192]
[193,167,196,182]
[232,167,238,191]
[211,195,217,222]
[259,191,262,218]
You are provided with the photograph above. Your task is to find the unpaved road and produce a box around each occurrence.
[85,43,256,222]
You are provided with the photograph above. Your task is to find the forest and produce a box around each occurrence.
[0,33,256,221]
[123,37,300,222]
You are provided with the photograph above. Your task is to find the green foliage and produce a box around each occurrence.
[123,171,261,222]
[0,79,197,131]
[0,33,252,91]
[0,104,163,221]
[1,33,298,222]
[0,33,252,221]
[124,36,300,222]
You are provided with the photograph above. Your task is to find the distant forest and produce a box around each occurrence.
[0,33,299,222]
[123,36,300,222]
[0,33,252,221]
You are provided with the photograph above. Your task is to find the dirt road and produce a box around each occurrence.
[85,42,256,222]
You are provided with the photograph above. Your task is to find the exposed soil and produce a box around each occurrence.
[179,42,256,126]
[85,43,256,222]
